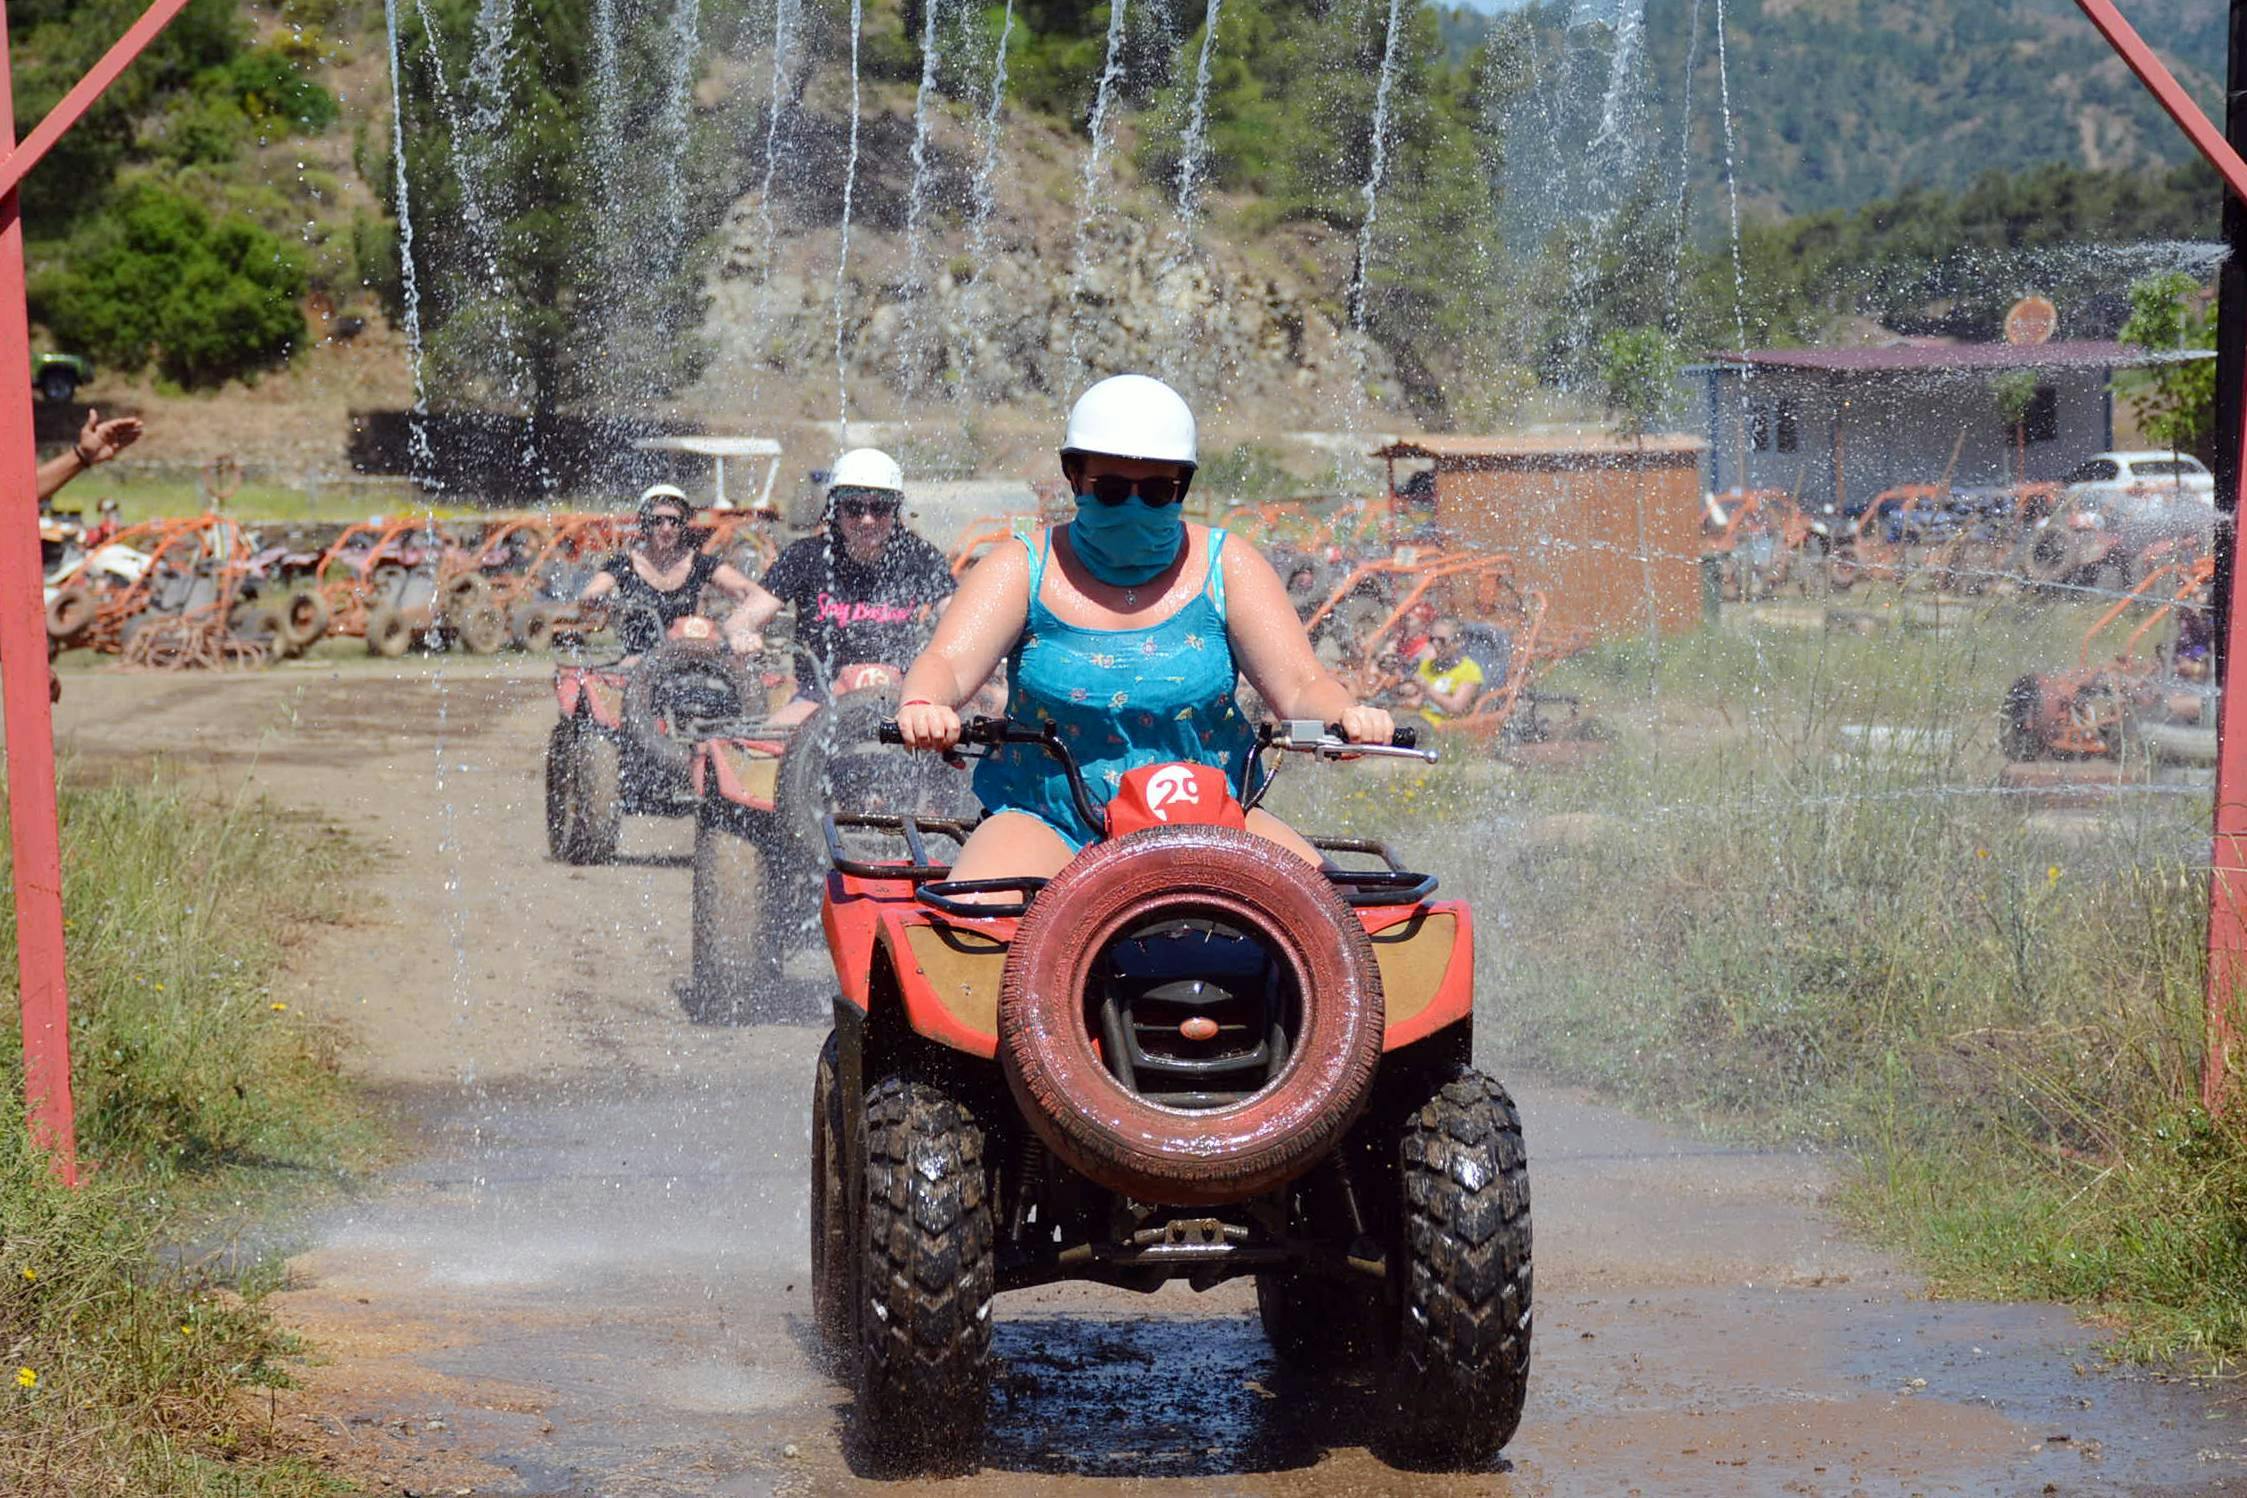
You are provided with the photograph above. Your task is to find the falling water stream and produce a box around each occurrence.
[1173,0,1223,225]
[957,0,1016,392]
[1712,0,1750,362]
[1065,0,1132,388]
[833,0,865,435]
[756,0,799,254]
[1346,0,1405,340]
[381,0,434,476]
[898,0,948,402]
[658,0,702,269]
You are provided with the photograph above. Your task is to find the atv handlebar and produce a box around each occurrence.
[876,715,1425,756]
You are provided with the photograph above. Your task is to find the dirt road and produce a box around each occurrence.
[48,664,2246,1496]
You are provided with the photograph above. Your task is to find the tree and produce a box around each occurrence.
[1991,369,2039,486]
[29,183,306,388]
[2120,270,2216,462]
[391,0,719,431]
[1597,325,1680,440]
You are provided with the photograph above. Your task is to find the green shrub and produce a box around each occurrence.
[0,774,357,1494]
[31,184,307,389]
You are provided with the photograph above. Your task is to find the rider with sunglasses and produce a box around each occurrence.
[895,374,1395,882]
[577,484,762,658]
[728,448,957,726]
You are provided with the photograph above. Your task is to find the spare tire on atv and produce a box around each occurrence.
[997,824,1385,1206]
[771,685,974,874]
[622,640,753,782]
[365,605,414,657]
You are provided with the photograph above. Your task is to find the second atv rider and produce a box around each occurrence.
[729,449,957,727]
[895,374,1395,882]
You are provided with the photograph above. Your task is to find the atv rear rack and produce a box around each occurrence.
[823,813,1436,915]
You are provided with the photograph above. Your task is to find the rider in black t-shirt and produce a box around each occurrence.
[728,449,957,726]
[575,484,763,658]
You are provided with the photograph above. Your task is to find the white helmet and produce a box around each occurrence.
[827,447,905,495]
[1062,374,1198,469]
[637,482,690,511]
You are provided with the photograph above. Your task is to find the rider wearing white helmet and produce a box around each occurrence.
[577,482,763,658]
[895,374,1394,890]
[729,448,956,726]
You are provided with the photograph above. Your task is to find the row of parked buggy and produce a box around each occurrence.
[40,509,779,668]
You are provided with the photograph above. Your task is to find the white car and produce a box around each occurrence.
[2061,450,2216,512]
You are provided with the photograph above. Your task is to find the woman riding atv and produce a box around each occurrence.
[895,374,1395,877]
[575,484,762,658]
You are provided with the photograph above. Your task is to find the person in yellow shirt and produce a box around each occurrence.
[1399,621,1483,722]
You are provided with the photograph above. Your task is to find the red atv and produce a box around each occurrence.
[811,717,1531,1471]
[545,611,775,864]
[686,662,971,1023]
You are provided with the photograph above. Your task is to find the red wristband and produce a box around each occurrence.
[899,697,937,709]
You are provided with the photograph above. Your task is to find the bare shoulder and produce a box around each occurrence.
[1217,529,1283,585]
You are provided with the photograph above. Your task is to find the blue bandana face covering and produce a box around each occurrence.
[1070,493,1186,587]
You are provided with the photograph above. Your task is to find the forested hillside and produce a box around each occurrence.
[1640,0,2224,218]
[10,0,2227,434]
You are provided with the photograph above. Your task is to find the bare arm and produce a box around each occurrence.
[37,411,142,503]
[1224,540,1394,745]
[1423,672,1481,716]
[895,541,1031,750]
[575,569,618,604]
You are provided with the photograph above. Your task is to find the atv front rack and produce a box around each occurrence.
[823,813,1436,916]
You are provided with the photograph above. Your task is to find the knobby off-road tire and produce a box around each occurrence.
[281,591,329,650]
[810,1029,854,1357]
[685,809,779,1023]
[545,722,621,865]
[624,641,752,782]
[1380,1069,1533,1469]
[2000,675,2045,762]
[855,1076,994,1472]
[365,605,414,658]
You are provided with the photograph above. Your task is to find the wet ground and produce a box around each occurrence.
[45,662,2247,1496]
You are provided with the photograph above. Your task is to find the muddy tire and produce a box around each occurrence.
[854,1075,993,1472]
[44,588,94,645]
[512,601,557,653]
[281,591,329,649]
[685,809,779,1022]
[2001,675,2045,762]
[546,722,621,864]
[1377,1070,1533,1469]
[772,685,891,867]
[452,603,508,656]
[2019,526,2080,587]
[365,605,413,657]
[810,1029,854,1356]
[998,824,1384,1206]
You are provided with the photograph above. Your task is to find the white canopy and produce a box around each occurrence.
[630,436,784,510]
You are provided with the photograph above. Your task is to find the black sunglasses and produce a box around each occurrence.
[643,513,687,529]
[1085,473,1191,508]
[838,498,899,520]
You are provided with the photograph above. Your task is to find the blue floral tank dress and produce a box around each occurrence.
[972,526,1257,850]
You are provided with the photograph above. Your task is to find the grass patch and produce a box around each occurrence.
[1,773,363,1495]
[1284,597,2247,1364]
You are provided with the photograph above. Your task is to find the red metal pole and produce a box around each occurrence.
[2068,0,2247,1115]
[0,0,194,202]
[2210,386,2247,1115]
[2071,0,2247,200]
[0,3,75,1182]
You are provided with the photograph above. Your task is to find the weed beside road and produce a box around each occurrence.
[1306,604,2246,1364]
[1,775,362,1497]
